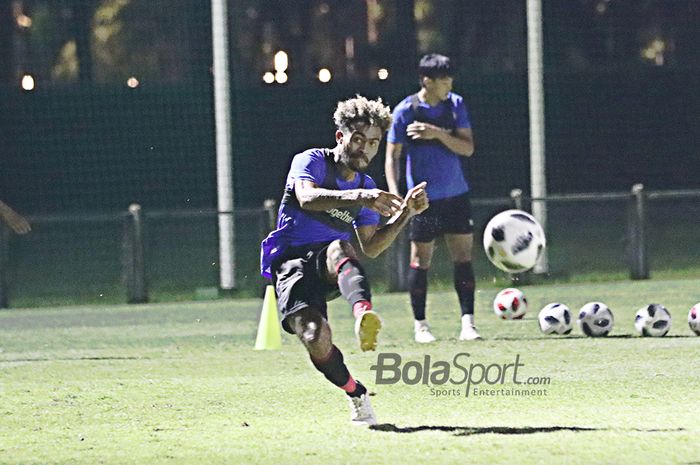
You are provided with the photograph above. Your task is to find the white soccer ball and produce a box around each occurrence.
[634,304,671,337]
[577,302,614,337]
[538,303,573,335]
[483,210,546,273]
[688,303,700,336]
[493,288,527,320]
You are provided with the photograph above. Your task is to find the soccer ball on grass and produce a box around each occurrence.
[538,303,573,335]
[634,304,671,337]
[577,302,614,337]
[493,288,528,320]
[687,303,700,336]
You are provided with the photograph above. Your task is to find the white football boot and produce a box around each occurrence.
[414,320,437,343]
[348,392,377,426]
[459,314,482,340]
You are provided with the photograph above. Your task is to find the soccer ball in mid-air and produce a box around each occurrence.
[493,288,527,320]
[634,304,671,337]
[483,209,546,273]
[688,304,700,336]
[538,303,573,335]
[577,302,614,337]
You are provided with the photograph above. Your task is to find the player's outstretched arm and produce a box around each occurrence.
[0,200,31,234]
[355,182,429,258]
[295,180,403,217]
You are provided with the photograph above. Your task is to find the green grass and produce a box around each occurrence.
[2,278,700,464]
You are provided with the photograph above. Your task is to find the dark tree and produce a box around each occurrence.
[393,0,416,76]
[72,0,95,81]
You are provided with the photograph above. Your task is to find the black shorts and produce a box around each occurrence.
[409,192,475,242]
[271,243,342,334]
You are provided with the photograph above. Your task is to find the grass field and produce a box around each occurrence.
[2,278,699,464]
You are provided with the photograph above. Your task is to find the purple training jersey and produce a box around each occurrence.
[388,92,471,201]
[260,148,380,278]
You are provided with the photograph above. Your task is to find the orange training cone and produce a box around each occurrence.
[254,285,282,350]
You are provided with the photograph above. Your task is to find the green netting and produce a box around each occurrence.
[646,197,700,277]
[1,1,700,306]
[6,217,124,306]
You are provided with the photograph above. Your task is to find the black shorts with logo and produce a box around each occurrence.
[409,192,475,242]
[271,243,342,334]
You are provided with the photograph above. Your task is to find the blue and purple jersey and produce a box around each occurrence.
[260,148,380,278]
[388,92,471,201]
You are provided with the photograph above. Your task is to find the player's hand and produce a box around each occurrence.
[403,181,429,217]
[1,210,31,234]
[360,189,404,217]
[407,122,443,141]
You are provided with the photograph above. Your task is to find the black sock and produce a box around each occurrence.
[408,266,428,321]
[337,258,371,306]
[454,261,475,316]
[310,345,351,388]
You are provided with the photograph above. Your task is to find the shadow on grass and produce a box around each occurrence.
[370,424,597,435]
[488,335,627,341]
[370,424,684,436]
[490,334,698,341]
[578,334,697,339]
[489,335,587,341]
[1,356,148,363]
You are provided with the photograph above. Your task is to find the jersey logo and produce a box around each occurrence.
[325,208,354,224]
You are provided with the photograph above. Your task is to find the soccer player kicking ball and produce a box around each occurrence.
[261,95,429,426]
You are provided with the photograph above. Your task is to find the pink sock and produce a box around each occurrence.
[353,300,372,318]
[340,375,357,394]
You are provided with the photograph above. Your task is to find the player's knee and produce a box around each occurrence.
[452,252,472,262]
[326,240,358,275]
[327,239,356,262]
[410,243,434,269]
[410,254,432,269]
[291,308,326,345]
[410,259,431,269]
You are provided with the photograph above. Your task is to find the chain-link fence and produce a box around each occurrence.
[1,185,698,307]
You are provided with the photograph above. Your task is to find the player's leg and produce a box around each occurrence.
[442,192,480,340]
[409,240,437,343]
[285,307,358,392]
[323,239,381,352]
[274,252,376,425]
[445,232,481,340]
[286,307,376,425]
[408,202,442,343]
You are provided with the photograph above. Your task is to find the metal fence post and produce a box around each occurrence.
[510,188,524,210]
[123,203,148,303]
[387,231,409,292]
[508,188,530,284]
[263,199,277,230]
[629,183,649,280]
[0,225,8,308]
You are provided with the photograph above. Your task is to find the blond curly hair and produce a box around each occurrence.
[333,95,392,133]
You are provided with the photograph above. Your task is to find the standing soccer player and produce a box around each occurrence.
[261,95,429,425]
[385,53,480,343]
